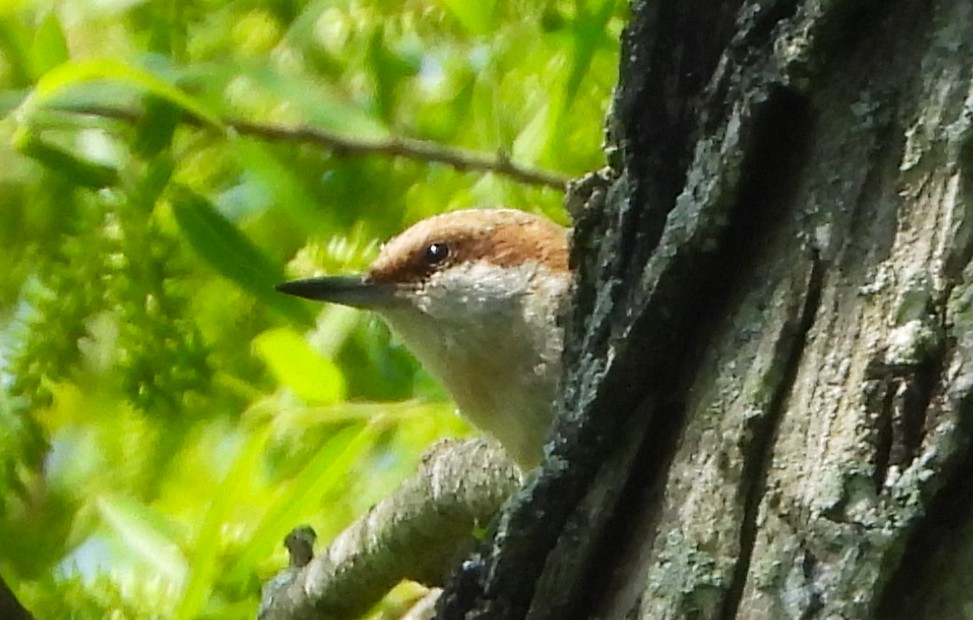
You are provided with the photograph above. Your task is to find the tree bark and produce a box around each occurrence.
[438,1,973,618]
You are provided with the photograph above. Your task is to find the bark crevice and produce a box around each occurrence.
[722,252,824,620]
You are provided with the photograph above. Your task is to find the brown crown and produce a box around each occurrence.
[367,208,569,285]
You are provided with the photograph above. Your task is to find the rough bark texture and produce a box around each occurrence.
[438,1,973,619]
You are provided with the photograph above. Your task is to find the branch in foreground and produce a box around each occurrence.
[258,438,521,620]
[49,104,570,190]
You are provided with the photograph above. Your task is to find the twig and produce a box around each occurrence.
[48,103,570,191]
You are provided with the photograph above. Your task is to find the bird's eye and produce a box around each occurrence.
[424,242,449,264]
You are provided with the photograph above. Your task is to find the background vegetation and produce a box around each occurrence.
[0,1,621,617]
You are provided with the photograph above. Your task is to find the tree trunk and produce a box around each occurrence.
[438,0,973,618]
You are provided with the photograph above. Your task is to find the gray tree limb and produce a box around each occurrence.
[258,439,520,620]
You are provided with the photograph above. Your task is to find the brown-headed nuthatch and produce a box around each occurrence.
[277,209,570,468]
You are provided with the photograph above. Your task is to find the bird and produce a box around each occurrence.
[276,208,571,469]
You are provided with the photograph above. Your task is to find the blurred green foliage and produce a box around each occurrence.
[0,0,621,617]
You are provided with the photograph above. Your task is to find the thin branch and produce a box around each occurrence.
[47,103,570,191]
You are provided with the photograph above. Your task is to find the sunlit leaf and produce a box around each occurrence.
[438,0,495,36]
[30,12,69,78]
[227,423,376,582]
[563,0,615,107]
[0,15,33,86]
[512,103,552,165]
[0,1,30,18]
[253,327,346,404]
[175,427,266,620]
[96,495,188,583]
[228,61,389,138]
[24,58,222,128]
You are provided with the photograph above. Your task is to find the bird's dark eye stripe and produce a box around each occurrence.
[424,242,449,263]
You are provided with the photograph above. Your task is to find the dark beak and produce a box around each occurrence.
[275,276,397,309]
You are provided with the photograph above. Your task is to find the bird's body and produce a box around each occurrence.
[278,209,571,468]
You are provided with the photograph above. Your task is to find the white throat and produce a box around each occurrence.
[377,260,569,467]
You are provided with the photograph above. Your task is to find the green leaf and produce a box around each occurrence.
[367,27,418,124]
[253,327,346,404]
[0,1,30,18]
[134,96,182,157]
[226,423,376,583]
[30,12,69,78]
[14,130,118,188]
[234,139,333,233]
[96,495,187,582]
[438,0,495,36]
[0,16,33,87]
[169,187,312,324]
[24,57,222,129]
[226,62,389,138]
[512,103,552,165]
[564,0,615,107]
[174,428,266,620]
